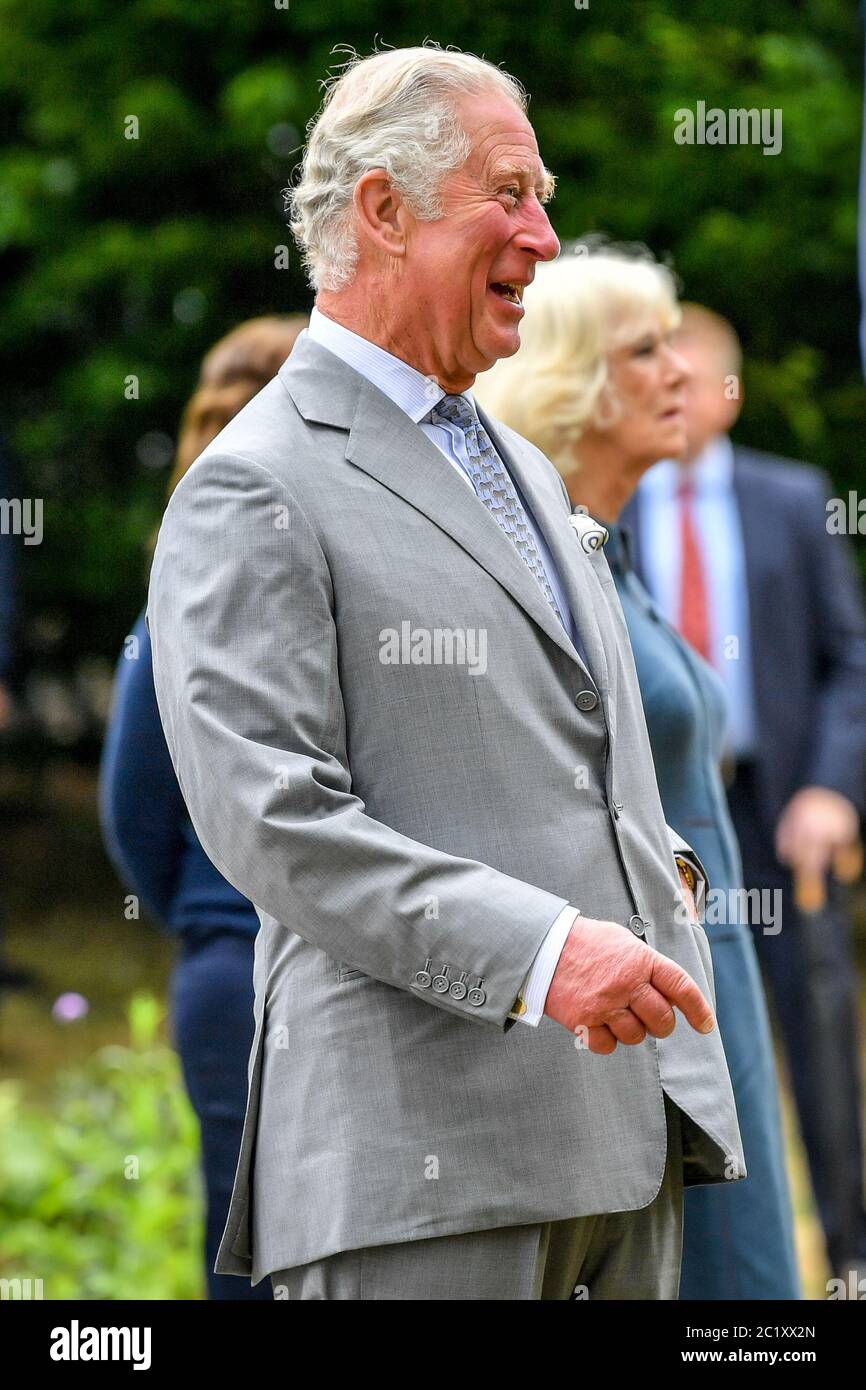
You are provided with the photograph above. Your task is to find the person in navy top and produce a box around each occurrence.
[474,244,801,1299]
[100,314,308,1299]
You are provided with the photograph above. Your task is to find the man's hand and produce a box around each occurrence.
[775,786,860,881]
[544,914,716,1054]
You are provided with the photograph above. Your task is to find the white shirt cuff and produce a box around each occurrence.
[508,905,579,1027]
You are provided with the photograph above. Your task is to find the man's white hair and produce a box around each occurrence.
[286,44,530,293]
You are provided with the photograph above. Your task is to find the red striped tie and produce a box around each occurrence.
[677,476,712,663]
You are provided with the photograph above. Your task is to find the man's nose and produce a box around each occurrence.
[519,198,560,263]
[666,345,692,385]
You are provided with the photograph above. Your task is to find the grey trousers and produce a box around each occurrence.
[269,1093,684,1300]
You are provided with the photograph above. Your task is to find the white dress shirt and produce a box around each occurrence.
[306,306,578,1024]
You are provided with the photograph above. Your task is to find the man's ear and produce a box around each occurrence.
[721,375,743,431]
[352,169,409,261]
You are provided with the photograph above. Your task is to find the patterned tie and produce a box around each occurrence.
[431,394,566,628]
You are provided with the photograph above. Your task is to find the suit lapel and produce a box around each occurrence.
[732,450,772,730]
[732,451,767,616]
[342,377,593,672]
[478,406,615,717]
[282,333,608,683]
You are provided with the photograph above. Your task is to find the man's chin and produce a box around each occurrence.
[477,325,522,369]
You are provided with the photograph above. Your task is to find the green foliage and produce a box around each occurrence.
[0,993,204,1300]
[0,0,863,680]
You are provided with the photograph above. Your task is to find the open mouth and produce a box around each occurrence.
[488,281,524,305]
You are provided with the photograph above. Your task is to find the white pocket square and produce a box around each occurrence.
[568,508,609,554]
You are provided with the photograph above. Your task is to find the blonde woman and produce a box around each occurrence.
[474,246,800,1300]
[99,315,307,1299]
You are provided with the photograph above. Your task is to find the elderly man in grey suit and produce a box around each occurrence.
[147,44,745,1300]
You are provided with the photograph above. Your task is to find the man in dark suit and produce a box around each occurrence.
[622,303,866,1282]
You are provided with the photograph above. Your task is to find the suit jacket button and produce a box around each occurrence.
[575,690,598,712]
[628,915,647,937]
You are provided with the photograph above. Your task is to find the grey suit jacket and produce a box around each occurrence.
[147,331,744,1284]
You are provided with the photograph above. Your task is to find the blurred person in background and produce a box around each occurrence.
[474,246,801,1300]
[622,303,866,1284]
[99,314,308,1300]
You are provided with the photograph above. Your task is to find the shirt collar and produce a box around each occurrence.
[308,306,476,425]
[639,434,735,498]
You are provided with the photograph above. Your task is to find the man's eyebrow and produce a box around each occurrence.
[488,161,557,202]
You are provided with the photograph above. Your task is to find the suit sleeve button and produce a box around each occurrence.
[467,980,487,1006]
[414,959,433,988]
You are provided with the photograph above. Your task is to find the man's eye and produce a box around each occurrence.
[499,186,521,201]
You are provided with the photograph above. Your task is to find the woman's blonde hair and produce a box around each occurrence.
[472,241,681,471]
[167,314,309,497]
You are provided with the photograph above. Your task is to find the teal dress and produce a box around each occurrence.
[606,522,801,1300]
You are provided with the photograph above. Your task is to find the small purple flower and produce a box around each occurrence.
[52,992,89,1022]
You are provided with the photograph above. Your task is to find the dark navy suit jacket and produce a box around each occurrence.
[622,447,866,841]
